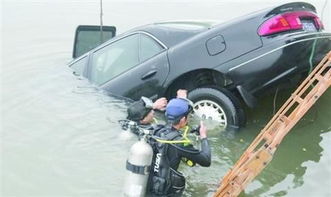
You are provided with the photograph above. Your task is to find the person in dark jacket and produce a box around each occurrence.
[148,93,211,196]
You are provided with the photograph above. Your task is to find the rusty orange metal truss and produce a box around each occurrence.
[214,51,331,197]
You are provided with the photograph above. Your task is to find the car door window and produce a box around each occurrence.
[70,55,88,76]
[139,34,164,62]
[90,34,139,85]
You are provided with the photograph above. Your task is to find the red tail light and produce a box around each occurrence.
[258,11,323,36]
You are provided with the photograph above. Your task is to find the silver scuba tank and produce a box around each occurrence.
[123,136,153,197]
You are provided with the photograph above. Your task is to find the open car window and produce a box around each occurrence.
[70,55,88,76]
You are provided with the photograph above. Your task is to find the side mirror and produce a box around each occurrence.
[72,25,116,59]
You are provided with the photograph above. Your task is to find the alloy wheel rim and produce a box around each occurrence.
[193,100,227,127]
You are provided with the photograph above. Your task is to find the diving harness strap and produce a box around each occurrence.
[126,161,151,175]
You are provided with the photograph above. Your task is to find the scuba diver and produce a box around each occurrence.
[146,97,211,196]
[122,96,167,138]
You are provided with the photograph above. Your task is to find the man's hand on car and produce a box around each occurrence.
[177,89,188,99]
[153,97,168,111]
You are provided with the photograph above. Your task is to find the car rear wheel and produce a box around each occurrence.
[188,87,245,130]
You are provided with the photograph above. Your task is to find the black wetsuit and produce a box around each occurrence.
[148,126,211,196]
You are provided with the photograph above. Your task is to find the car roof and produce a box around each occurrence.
[131,21,217,47]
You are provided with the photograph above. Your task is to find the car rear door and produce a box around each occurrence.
[89,32,169,100]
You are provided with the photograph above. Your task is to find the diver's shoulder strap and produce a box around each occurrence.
[163,131,181,140]
[156,127,181,140]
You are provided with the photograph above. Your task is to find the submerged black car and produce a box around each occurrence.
[69,2,331,130]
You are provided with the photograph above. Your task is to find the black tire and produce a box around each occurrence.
[188,87,245,130]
